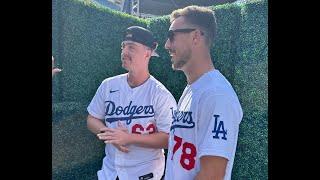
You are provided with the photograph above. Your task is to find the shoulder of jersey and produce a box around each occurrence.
[195,73,227,99]
[101,73,127,85]
[149,75,173,95]
[200,72,239,104]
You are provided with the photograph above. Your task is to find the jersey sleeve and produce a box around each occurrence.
[87,81,108,120]
[154,90,177,134]
[197,94,241,161]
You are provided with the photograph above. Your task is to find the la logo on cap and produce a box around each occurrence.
[126,33,133,38]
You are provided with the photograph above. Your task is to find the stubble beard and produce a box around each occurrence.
[121,54,132,70]
[172,48,192,70]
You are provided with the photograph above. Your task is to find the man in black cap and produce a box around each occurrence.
[86,26,177,180]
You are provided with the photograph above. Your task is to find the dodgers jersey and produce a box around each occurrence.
[87,73,177,180]
[165,69,243,180]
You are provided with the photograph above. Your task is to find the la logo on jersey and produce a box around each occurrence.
[212,114,227,140]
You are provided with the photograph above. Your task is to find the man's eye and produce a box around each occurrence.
[121,44,135,51]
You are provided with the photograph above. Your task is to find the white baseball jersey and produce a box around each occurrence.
[165,69,243,180]
[87,73,177,180]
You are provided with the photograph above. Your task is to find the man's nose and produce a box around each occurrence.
[164,38,171,50]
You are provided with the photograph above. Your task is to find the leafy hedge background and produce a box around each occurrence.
[52,0,267,179]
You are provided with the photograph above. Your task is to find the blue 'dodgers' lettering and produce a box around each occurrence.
[105,101,154,125]
[170,107,195,130]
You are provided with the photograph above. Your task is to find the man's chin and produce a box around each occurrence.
[121,63,129,70]
[172,66,179,70]
[172,63,183,70]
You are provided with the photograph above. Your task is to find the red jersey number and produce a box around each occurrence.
[132,123,156,134]
[171,135,197,170]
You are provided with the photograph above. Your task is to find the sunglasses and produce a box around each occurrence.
[167,28,204,42]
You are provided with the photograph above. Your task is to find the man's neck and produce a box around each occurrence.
[184,53,214,85]
[127,70,150,88]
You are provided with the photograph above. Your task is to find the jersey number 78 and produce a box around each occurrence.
[171,135,197,170]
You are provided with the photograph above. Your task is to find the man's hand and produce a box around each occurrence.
[98,127,131,146]
[52,56,62,77]
[97,127,130,153]
[111,143,129,153]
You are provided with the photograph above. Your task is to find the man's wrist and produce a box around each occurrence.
[127,133,136,145]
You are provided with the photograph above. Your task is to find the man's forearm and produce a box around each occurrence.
[129,132,169,149]
[195,156,228,180]
[87,114,106,135]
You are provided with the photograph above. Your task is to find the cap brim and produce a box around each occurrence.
[151,50,159,57]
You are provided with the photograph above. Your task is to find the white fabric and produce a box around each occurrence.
[87,73,177,180]
[165,69,243,180]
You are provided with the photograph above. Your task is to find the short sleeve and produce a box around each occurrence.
[87,81,108,120]
[197,94,241,160]
[154,90,177,133]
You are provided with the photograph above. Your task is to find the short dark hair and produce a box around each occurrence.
[170,5,217,47]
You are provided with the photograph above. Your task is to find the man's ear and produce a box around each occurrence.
[145,49,152,59]
[193,30,202,45]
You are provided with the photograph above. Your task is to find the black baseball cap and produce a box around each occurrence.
[123,26,159,57]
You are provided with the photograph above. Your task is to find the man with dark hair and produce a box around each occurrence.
[164,6,243,180]
[87,26,177,180]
